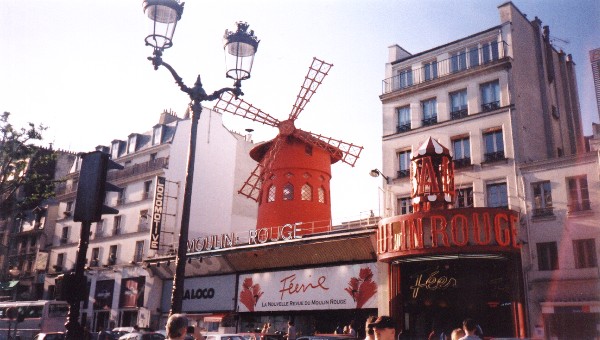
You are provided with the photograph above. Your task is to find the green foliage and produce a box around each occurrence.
[0,111,57,215]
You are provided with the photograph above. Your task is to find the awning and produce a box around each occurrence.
[204,313,227,323]
[0,280,19,290]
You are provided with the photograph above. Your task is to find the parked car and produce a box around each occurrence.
[112,327,137,338]
[297,334,355,340]
[31,333,65,340]
[204,334,246,340]
[239,333,286,340]
[118,332,166,340]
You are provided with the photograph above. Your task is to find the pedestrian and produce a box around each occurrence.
[166,313,189,340]
[343,325,350,334]
[286,321,297,340]
[262,323,269,334]
[458,318,481,340]
[335,324,343,334]
[348,322,357,338]
[369,316,397,340]
[450,328,465,340]
[364,316,377,340]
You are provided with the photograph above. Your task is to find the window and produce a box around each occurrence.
[480,80,500,111]
[56,253,65,269]
[283,183,294,201]
[139,210,149,231]
[450,90,468,119]
[60,226,69,244]
[537,242,558,271]
[318,187,326,203]
[95,219,104,238]
[455,187,473,208]
[451,50,467,73]
[267,185,276,203]
[134,241,145,263]
[150,153,157,162]
[532,181,553,216]
[421,98,437,126]
[301,184,312,201]
[143,180,153,200]
[396,68,413,89]
[113,216,122,235]
[117,187,126,205]
[469,46,479,67]
[397,197,413,215]
[482,41,500,63]
[452,137,471,168]
[573,239,597,268]
[108,245,117,265]
[423,60,438,81]
[127,135,137,154]
[152,126,162,145]
[397,150,411,178]
[487,182,508,208]
[396,106,411,132]
[483,129,504,162]
[111,141,120,159]
[65,201,74,213]
[91,248,100,267]
[567,176,591,212]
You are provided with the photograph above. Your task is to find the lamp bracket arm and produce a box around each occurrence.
[206,86,243,101]
[148,55,191,94]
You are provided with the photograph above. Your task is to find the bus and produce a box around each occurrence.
[0,300,69,339]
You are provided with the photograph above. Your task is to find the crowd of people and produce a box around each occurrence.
[362,315,483,340]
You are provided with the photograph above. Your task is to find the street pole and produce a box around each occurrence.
[64,221,91,339]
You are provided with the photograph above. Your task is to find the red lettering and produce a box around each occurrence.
[472,213,492,245]
[450,214,469,246]
[430,215,449,247]
[409,218,424,249]
[494,213,510,247]
[279,274,329,299]
[417,157,440,195]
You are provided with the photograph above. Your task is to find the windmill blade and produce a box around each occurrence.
[238,164,263,201]
[288,57,333,121]
[238,136,285,202]
[294,130,363,167]
[214,91,280,127]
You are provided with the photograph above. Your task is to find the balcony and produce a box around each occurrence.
[396,124,411,133]
[397,169,410,179]
[451,109,468,120]
[533,207,554,217]
[453,157,471,169]
[422,116,438,127]
[481,101,500,112]
[382,41,508,94]
[107,157,168,182]
[483,151,505,163]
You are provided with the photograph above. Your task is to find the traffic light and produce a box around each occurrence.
[73,151,123,222]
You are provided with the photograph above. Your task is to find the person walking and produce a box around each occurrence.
[458,319,481,340]
[364,316,377,340]
[166,314,189,340]
[286,321,297,340]
[348,322,357,338]
[369,316,397,340]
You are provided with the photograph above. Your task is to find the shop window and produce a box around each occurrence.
[397,197,413,215]
[283,183,294,201]
[532,181,553,217]
[566,176,590,213]
[301,184,312,201]
[318,187,326,203]
[537,242,558,271]
[573,239,597,269]
[267,185,276,203]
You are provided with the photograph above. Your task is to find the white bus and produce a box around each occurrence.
[0,300,69,339]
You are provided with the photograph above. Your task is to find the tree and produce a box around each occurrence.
[0,111,57,216]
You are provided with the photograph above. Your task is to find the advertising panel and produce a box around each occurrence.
[237,263,378,312]
[150,176,166,250]
[119,276,145,308]
[94,279,115,310]
[161,274,236,313]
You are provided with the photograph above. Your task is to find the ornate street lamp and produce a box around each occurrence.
[142,0,259,316]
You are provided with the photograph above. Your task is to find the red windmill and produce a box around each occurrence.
[214,57,363,234]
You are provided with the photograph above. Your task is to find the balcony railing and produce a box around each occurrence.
[397,169,410,179]
[422,116,438,127]
[483,151,505,163]
[533,207,554,217]
[453,157,471,169]
[382,41,508,94]
[396,124,411,133]
[481,101,500,112]
[108,157,168,182]
[451,109,468,120]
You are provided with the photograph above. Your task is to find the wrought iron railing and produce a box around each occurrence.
[451,109,468,120]
[483,151,505,163]
[382,41,508,94]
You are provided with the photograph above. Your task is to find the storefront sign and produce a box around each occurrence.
[237,263,378,312]
[377,208,520,258]
[150,176,166,250]
[187,223,302,253]
[410,271,457,298]
[119,276,145,308]
[161,275,236,313]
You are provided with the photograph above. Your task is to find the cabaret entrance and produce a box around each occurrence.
[390,254,523,338]
[376,138,526,339]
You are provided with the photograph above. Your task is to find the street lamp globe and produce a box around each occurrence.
[224,22,260,83]
[143,0,184,52]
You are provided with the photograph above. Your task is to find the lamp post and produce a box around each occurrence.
[142,0,259,315]
[370,169,392,217]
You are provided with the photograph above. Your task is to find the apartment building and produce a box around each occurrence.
[378,2,597,338]
[46,108,258,331]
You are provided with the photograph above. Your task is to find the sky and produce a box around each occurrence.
[1,0,599,225]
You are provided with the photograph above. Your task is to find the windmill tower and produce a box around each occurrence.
[214,58,363,234]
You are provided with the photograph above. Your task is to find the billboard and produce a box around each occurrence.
[161,274,237,313]
[150,176,166,250]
